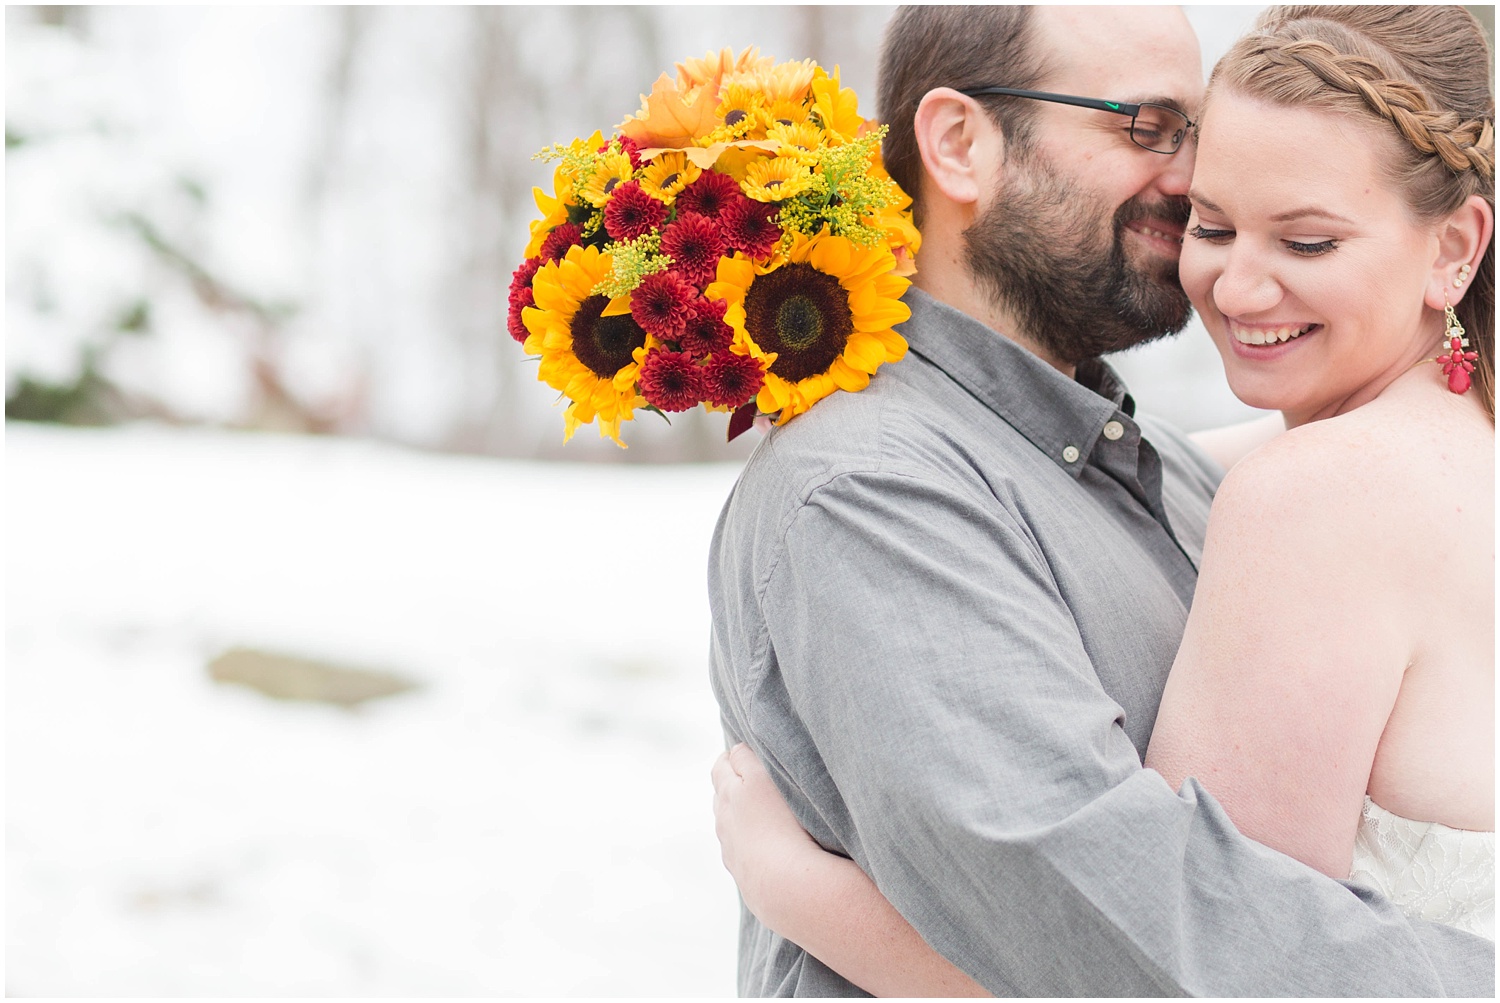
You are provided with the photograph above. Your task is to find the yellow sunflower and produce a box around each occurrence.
[766,121,824,165]
[522,244,650,446]
[712,84,768,141]
[705,233,911,424]
[810,67,863,143]
[579,150,637,208]
[638,152,702,203]
[524,167,574,259]
[867,154,923,273]
[763,98,812,129]
[742,156,815,202]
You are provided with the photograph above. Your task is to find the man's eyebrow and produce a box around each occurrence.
[1125,95,1194,116]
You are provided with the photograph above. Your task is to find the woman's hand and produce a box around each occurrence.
[711,743,823,925]
[710,743,991,997]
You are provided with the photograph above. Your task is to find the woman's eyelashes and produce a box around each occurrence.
[1187,224,1340,257]
[1284,238,1338,256]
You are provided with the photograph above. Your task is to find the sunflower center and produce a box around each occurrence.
[662,172,679,188]
[744,263,853,383]
[603,177,621,195]
[571,295,647,379]
[725,109,747,126]
[776,297,822,349]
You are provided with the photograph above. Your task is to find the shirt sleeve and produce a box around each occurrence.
[755,467,1493,997]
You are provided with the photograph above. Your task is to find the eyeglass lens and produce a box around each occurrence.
[1132,104,1190,153]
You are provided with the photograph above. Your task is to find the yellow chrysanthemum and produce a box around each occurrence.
[638,152,702,203]
[677,47,774,93]
[705,233,911,424]
[737,58,817,105]
[579,150,637,208]
[742,156,815,202]
[521,244,649,446]
[766,121,824,165]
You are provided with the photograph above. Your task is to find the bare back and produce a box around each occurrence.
[1148,367,1493,878]
[1356,377,1493,830]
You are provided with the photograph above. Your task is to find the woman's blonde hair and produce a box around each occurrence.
[1210,5,1496,419]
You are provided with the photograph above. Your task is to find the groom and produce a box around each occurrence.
[708,5,1493,997]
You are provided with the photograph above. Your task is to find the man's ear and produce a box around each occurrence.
[913,88,1004,209]
[1424,193,1493,311]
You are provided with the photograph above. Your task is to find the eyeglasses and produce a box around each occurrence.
[958,87,1195,155]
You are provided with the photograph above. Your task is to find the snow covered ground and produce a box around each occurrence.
[6,422,747,996]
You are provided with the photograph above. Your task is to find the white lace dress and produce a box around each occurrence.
[1348,797,1495,940]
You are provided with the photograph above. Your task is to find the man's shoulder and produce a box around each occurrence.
[729,355,1012,521]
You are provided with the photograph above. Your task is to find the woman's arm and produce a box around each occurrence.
[1145,431,1408,878]
[711,744,989,998]
[1188,412,1285,472]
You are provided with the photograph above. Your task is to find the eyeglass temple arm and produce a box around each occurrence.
[959,87,1142,118]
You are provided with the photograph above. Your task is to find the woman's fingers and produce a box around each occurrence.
[711,748,739,789]
[728,741,765,782]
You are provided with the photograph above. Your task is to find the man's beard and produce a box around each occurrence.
[963,154,1193,365]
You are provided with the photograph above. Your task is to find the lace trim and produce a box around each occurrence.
[1349,796,1494,941]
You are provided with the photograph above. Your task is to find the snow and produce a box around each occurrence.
[6,422,746,995]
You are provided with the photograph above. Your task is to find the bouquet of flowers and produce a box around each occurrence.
[508,47,921,446]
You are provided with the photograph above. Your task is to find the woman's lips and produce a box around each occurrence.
[1224,319,1322,359]
[1229,320,1317,345]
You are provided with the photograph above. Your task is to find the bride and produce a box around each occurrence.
[711,5,1494,994]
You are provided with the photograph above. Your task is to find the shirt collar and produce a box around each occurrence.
[898,288,1136,476]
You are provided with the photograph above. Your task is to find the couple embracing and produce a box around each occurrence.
[707,5,1494,997]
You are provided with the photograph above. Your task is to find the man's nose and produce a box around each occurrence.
[1153,140,1195,197]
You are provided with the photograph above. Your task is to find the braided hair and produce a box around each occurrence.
[1212,5,1496,420]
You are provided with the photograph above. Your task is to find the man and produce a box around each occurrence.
[707,5,1494,997]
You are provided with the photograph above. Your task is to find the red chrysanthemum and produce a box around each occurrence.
[601,135,644,171]
[506,257,543,343]
[661,212,726,287]
[677,170,743,220]
[638,349,704,412]
[678,297,734,358]
[539,222,583,262]
[509,256,542,295]
[702,351,765,410]
[507,284,535,343]
[604,181,668,242]
[630,270,699,340]
[721,197,783,258]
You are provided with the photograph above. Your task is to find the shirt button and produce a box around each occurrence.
[1062,445,1080,463]
[1102,420,1124,441]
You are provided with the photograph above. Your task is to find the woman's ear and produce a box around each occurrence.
[1425,193,1493,311]
[913,88,1005,209]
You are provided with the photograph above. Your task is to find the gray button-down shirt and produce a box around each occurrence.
[708,290,1493,997]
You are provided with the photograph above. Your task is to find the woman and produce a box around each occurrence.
[710,6,1495,995]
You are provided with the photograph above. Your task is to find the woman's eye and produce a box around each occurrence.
[1285,239,1338,256]
[1188,224,1232,242]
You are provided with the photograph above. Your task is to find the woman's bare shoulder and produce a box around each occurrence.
[1206,395,1492,611]
[1221,395,1491,519]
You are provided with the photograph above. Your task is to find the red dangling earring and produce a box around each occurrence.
[1438,294,1477,394]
